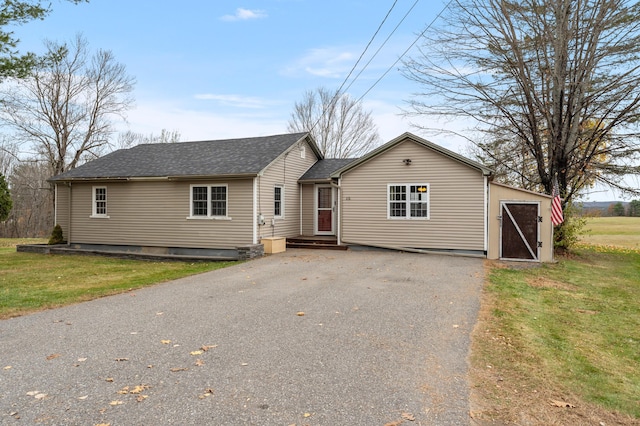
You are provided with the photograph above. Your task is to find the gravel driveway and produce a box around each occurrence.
[0,249,484,425]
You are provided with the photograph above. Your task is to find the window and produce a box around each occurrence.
[190,185,228,218]
[91,186,108,218]
[388,184,429,219]
[274,185,284,218]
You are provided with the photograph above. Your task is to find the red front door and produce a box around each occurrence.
[316,186,334,234]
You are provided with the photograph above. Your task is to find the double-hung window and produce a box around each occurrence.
[190,184,228,218]
[388,183,429,219]
[274,185,284,218]
[91,186,108,218]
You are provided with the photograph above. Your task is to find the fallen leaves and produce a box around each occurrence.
[201,345,217,351]
[118,385,149,395]
[45,354,61,361]
[383,412,416,425]
[296,311,305,316]
[198,388,215,399]
[190,350,203,356]
[170,367,188,372]
[161,340,171,345]
[114,358,129,362]
[26,391,47,399]
[550,399,576,408]
[401,412,416,421]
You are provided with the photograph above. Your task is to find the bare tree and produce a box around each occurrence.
[116,128,181,150]
[0,34,136,177]
[0,160,52,238]
[287,87,381,158]
[403,0,640,205]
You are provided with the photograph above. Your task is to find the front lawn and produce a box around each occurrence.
[0,241,237,319]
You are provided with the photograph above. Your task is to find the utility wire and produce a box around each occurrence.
[355,0,453,104]
[306,0,400,135]
[334,0,400,98]
[343,0,420,94]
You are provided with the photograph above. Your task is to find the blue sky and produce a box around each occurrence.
[14,0,634,200]
[16,0,447,144]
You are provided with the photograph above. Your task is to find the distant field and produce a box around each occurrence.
[580,217,640,250]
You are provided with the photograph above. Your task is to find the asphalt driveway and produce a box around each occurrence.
[0,249,484,425]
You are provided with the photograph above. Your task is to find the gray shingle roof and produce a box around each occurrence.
[49,133,312,181]
[299,158,357,181]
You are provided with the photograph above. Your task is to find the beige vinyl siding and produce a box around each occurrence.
[340,139,486,251]
[257,139,318,239]
[55,183,70,241]
[488,182,553,262]
[68,179,254,249]
[301,184,315,236]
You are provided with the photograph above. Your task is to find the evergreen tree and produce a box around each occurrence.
[0,173,12,221]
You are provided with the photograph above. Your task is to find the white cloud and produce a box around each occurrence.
[194,94,275,109]
[220,8,267,22]
[282,47,355,79]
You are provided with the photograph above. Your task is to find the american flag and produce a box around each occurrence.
[551,176,564,226]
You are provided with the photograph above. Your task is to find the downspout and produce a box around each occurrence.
[54,183,58,227]
[67,182,72,246]
[252,177,258,244]
[331,179,341,245]
[484,176,488,255]
[299,184,303,236]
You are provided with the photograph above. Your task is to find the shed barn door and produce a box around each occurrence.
[500,202,540,261]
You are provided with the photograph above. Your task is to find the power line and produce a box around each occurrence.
[334,0,400,98]
[306,0,452,136]
[307,1,401,135]
[344,0,421,94]
[355,0,454,104]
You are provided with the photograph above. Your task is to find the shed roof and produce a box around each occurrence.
[331,132,493,178]
[49,133,319,182]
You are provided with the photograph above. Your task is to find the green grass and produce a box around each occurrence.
[580,217,640,250]
[0,241,238,319]
[480,246,640,418]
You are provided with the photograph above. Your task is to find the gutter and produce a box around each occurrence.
[48,173,260,183]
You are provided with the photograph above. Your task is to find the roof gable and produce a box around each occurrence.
[331,132,492,178]
[50,133,320,181]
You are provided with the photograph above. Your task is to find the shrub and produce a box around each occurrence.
[554,203,587,253]
[48,224,64,245]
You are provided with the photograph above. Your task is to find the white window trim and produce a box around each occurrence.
[187,184,232,220]
[387,183,430,220]
[90,186,109,218]
[274,184,285,219]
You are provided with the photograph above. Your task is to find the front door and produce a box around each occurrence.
[500,202,540,261]
[315,185,334,235]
